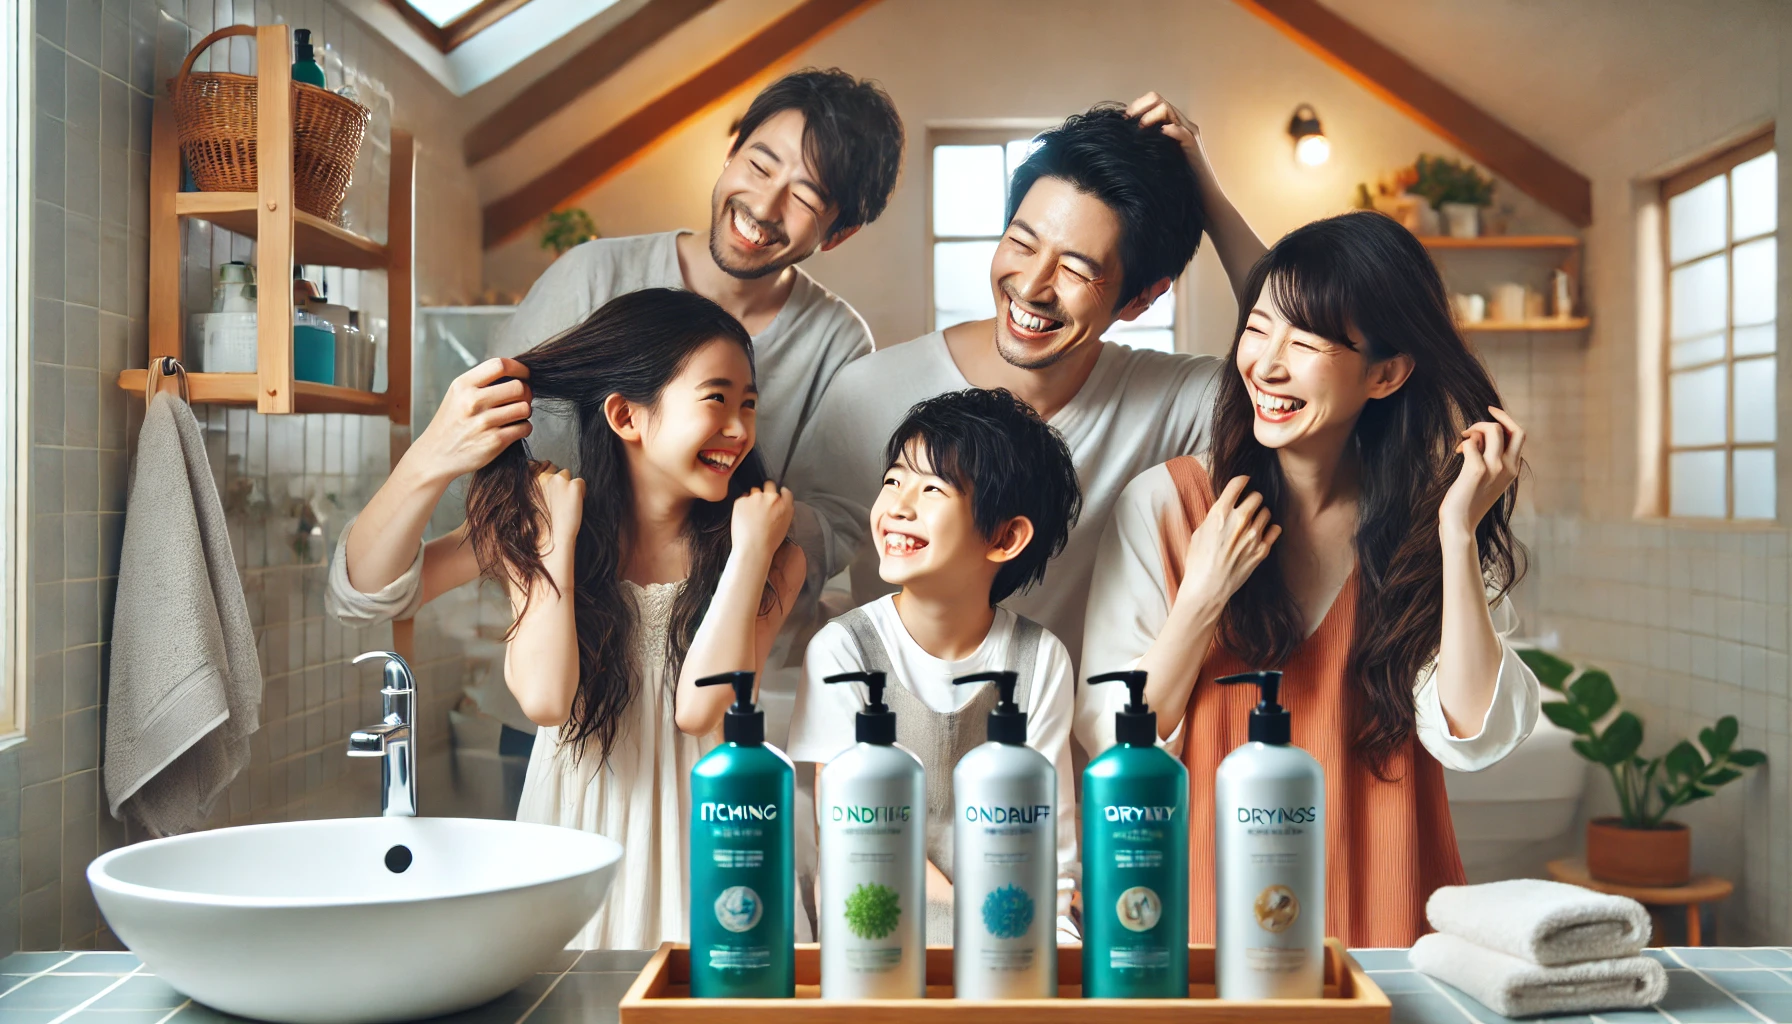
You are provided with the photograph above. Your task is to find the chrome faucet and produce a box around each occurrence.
[347,650,417,817]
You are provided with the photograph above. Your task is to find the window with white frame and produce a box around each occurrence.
[0,0,26,738]
[1662,130,1776,520]
[928,129,1177,352]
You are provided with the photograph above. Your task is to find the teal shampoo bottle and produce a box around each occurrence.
[689,672,795,998]
[1080,670,1189,998]
[290,29,326,87]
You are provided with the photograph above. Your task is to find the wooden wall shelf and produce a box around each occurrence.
[1462,317,1590,333]
[1423,235,1581,249]
[131,24,413,421]
[174,193,390,270]
[116,370,392,415]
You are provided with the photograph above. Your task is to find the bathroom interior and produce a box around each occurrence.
[0,0,1788,1018]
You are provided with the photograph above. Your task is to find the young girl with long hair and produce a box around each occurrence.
[1079,211,1541,946]
[463,288,805,949]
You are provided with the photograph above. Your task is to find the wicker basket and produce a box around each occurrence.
[169,25,370,222]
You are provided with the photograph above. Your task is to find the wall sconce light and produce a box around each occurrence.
[1288,104,1330,167]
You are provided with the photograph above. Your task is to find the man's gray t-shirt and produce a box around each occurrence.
[492,230,873,480]
[782,331,1223,669]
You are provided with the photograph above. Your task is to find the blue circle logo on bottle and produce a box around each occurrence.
[1116,886,1161,932]
[715,885,763,933]
[980,883,1035,939]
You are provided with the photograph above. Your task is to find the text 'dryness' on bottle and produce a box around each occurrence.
[688,672,795,998]
[1213,670,1325,1000]
[1081,671,1189,998]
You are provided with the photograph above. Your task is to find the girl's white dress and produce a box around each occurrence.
[514,580,710,949]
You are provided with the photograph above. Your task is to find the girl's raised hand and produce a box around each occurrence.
[414,357,533,482]
[1126,91,1212,180]
[1440,406,1526,540]
[731,482,795,564]
[1180,475,1280,613]
[531,461,584,560]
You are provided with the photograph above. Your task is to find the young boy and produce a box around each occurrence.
[787,389,1084,945]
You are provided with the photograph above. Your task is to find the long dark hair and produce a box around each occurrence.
[1209,211,1525,776]
[464,288,769,762]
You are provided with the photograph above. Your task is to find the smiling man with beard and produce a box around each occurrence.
[785,93,1266,671]
[491,69,906,482]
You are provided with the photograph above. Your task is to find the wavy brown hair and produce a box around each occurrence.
[464,288,771,763]
[1209,211,1525,777]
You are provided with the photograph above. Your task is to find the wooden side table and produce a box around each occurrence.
[1547,858,1734,946]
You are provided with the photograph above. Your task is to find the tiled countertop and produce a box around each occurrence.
[6,947,1792,1023]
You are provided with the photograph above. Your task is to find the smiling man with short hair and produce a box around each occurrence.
[786,93,1266,669]
[495,68,906,481]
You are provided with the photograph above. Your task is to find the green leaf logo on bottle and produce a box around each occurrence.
[981,883,1035,939]
[843,882,901,940]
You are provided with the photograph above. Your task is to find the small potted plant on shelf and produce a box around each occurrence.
[1520,649,1766,887]
[541,208,601,256]
[1411,154,1496,239]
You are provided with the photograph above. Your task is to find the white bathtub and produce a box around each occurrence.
[1444,713,1587,881]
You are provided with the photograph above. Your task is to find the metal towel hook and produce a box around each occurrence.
[145,356,189,409]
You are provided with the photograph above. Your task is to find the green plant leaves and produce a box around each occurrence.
[1542,701,1591,735]
[1700,717,1740,759]
[1599,712,1644,766]
[1519,649,1575,692]
[1664,740,1706,780]
[1569,670,1617,721]
[1730,749,1767,767]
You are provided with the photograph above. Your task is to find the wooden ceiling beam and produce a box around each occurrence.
[481,0,880,249]
[1236,0,1592,227]
[464,0,725,165]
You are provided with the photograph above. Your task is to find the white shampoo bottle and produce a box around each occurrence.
[1214,670,1324,1000]
[818,670,926,998]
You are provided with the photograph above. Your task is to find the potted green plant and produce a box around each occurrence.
[541,208,600,256]
[1411,155,1495,239]
[1520,649,1765,886]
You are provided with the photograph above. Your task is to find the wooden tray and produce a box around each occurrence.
[618,941,1390,1022]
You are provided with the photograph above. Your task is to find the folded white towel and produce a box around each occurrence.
[1410,932,1667,1018]
[1427,878,1651,965]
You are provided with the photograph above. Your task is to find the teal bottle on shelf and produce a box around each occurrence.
[290,29,326,87]
[689,671,795,998]
[1080,670,1189,999]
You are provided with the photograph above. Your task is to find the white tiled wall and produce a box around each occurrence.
[11,0,493,952]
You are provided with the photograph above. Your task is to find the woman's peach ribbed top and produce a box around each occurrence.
[1162,456,1464,948]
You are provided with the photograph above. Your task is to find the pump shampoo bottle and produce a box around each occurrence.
[818,671,926,998]
[1213,671,1324,1000]
[951,671,1057,999]
[1081,671,1188,998]
[689,672,795,998]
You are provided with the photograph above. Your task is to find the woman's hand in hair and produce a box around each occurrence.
[1440,407,1526,542]
[731,482,796,565]
[1180,475,1281,616]
[414,357,533,483]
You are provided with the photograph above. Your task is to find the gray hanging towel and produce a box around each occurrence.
[104,392,262,836]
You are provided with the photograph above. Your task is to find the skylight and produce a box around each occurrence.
[406,0,487,27]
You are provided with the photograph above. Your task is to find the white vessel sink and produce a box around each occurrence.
[88,816,622,1024]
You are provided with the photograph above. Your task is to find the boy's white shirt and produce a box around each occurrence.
[790,594,1080,936]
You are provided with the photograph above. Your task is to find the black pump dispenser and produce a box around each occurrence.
[1089,670,1156,746]
[955,671,1025,745]
[824,671,895,745]
[1215,670,1290,745]
[293,28,317,62]
[696,671,763,745]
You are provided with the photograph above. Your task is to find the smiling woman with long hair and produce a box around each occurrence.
[1078,211,1542,947]
[463,288,805,950]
